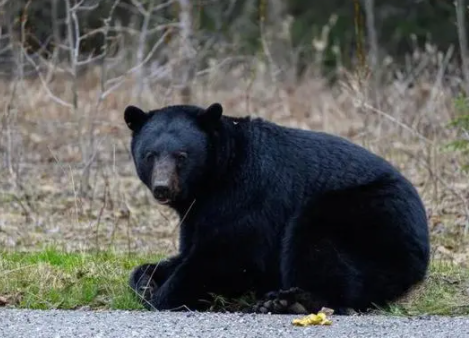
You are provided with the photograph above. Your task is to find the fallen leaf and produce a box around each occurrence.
[292,308,333,327]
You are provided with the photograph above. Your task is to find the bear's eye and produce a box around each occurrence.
[143,152,155,162]
[175,152,187,163]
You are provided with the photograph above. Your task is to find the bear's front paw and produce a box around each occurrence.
[129,264,160,309]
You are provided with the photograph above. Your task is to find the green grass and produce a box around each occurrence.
[0,247,164,310]
[1,248,468,315]
[381,261,469,316]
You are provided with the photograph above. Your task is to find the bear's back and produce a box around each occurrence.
[235,117,402,191]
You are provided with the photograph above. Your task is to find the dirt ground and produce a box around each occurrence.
[1,67,468,265]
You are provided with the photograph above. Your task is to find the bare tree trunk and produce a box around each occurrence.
[64,0,78,111]
[45,0,60,83]
[457,0,469,96]
[363,0,378,72]
[134,0,154,102]
[177,0,194,104]
[363,0,380,107]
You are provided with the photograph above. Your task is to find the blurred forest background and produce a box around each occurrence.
[0,0,468,82]
[0,0,468,264]
[1,0,469,86]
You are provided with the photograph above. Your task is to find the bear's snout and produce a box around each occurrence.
[150,158,179,204]
[153,185,171,203]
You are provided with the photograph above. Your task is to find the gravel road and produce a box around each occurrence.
[1,309,468,338]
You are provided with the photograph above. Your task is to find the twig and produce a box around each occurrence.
[21,50,74,108]
[359,101,434,144]
[99,29,173,99]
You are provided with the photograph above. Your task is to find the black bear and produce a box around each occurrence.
[124,102,430,314]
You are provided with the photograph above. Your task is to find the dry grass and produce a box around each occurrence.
[0,52,468,267]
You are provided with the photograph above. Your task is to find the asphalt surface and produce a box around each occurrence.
[1,309,468,338]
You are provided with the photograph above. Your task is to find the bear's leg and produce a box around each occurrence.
[251,234,361,315]
[253,183,428,316]
[280,235,363,314]
[146,250,256,311]
[251,200,367,315]
[129,256,182,310]
[268,187,428,315]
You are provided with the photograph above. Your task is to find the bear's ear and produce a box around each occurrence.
[124,105,149,132]
[197,102,223,128]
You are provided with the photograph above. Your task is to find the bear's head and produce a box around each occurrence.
[124,103,223,205]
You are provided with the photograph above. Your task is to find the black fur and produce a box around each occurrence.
[125,102,430,313]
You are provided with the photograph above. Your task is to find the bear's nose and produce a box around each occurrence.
[153,185,170,200]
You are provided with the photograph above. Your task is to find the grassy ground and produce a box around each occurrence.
[0,247,163,310]
[0,248,468,316]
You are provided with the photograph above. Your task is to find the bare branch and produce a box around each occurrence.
[21,50,74,108]
[100,29,172,99]
[75,2,100,11]
[69,0,86,11]
[108,23,180,36]
[130,0,174,16]
[151,0,176,13]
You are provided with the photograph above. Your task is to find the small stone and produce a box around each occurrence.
[319,307,335,316]
[272,301,284,313]
[279,299,288,307]
[0,296,8,306]
[77,306,91,311]
[288,302,308,314]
